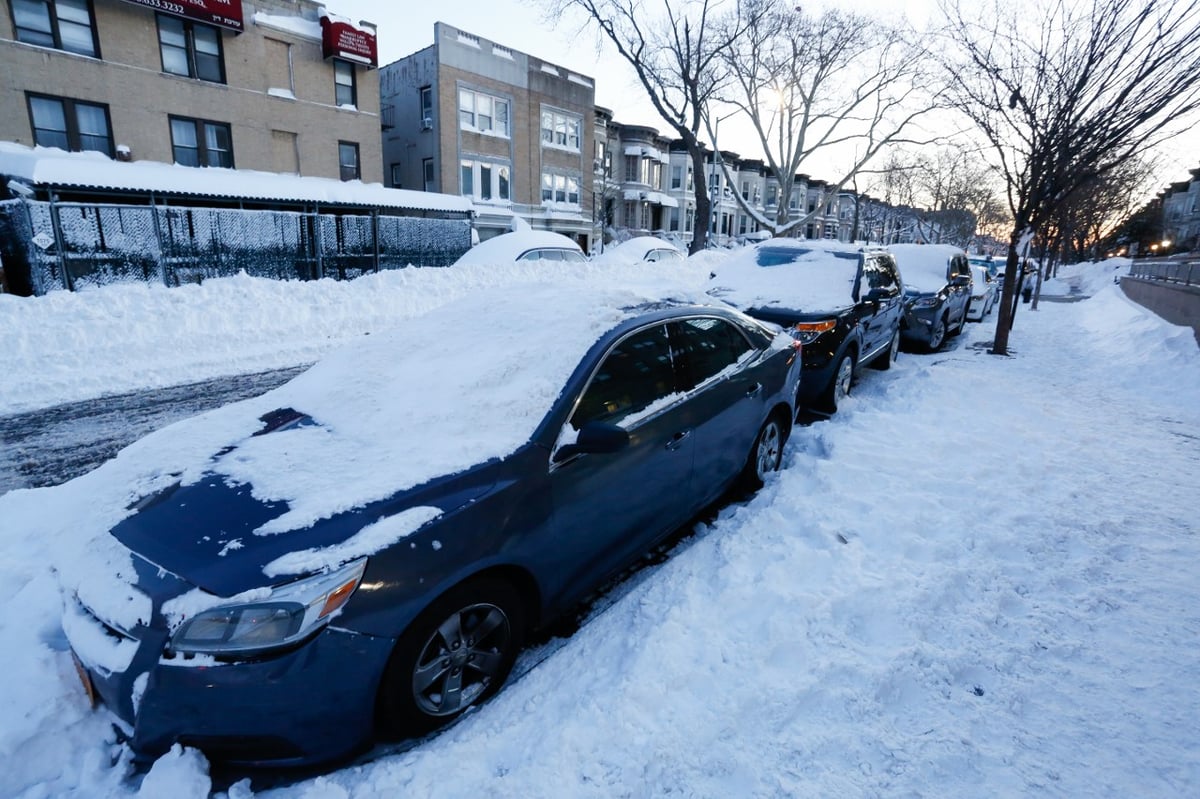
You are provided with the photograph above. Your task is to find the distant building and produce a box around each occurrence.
[0,0,382,181]
[379,23,595,249]
[1162,169,1200,252]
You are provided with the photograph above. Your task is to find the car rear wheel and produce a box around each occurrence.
[823,353,854,413]
[377,578,525,736]
[741,412,788,489]
[927,317,946,351]
[870,330,899,371]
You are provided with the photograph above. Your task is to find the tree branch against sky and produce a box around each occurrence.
[713,0,944,236]
[938,0,1200,354]
[544,0,758,252]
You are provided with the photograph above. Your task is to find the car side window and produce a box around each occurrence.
[570,324,676,429]
[864,256,900,295]
[670,317,754,391]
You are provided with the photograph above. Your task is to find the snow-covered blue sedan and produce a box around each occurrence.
[59,281,800,768]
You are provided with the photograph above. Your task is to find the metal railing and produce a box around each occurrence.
[1128,256,1200,287]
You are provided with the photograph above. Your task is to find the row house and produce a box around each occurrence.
[1,0,382,180]
[380,23,595,249]
[1162,168,1200,251]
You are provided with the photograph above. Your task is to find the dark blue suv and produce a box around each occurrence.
[59,282,800,767]
[707,239,904,412]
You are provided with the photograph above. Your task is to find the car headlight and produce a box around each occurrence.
[168,558,367,657]
[792,319,836,344]
[912,296,940,309]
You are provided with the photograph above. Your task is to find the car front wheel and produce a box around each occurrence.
[377,579,525,736]
[823,353,854,413]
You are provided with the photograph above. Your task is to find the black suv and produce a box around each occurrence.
[707,239,904,412]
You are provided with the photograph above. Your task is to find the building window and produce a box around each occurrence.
[170,116,233,168]
[670,165,683,190]
[334,59,356,107]
[12,0,97,56]
[423,158,436,192]
[339,141,360,181]
[157,15,224,83]
[540,110,581,151]
[458,88,509,137]
[461,159,511,202]
[419,85,433,126]
[541,172,580,206]
[390,163,402,188]
[26,93,112,155]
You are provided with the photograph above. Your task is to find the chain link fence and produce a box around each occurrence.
[0,198,472,295]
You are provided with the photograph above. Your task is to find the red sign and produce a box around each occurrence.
[119,0,244,32]
[320,15,378,67]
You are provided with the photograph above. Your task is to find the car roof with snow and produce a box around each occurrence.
[706,237,866,313]
[453,230,584,266]
[889,244,968,293]
[592,236,685,264]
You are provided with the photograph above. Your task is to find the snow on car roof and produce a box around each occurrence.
[453,230,583,266]
[890,244,965,293]
[94,270,712,537]
[591,236,684,265]
[707,238,861,312]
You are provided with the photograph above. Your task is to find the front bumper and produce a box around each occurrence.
[901,306,940,345]
[65,588,395,767]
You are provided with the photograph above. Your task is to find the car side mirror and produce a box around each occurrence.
[952,274,971,287]
[554,421,630,461]
[864,287,890,302]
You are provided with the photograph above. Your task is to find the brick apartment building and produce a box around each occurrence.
[1,0,382,181]
[380,22,595,248]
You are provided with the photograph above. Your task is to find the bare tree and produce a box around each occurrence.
[713,0,941,236]
[939,0,1200,354]
[544,0,757,253]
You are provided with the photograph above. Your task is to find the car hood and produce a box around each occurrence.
[111,439,499,597]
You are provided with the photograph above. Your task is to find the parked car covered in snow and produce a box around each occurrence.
[891,244,973,351]
[59,281,801,767]
[453,229,586,265]
[707,238,903,413]
[967,263,998,321]
[593,236,685,264]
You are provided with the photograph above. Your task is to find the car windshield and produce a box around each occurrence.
[891,246,959,293]
[708,243,861,312]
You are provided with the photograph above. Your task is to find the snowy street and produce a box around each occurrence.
[0,258,1197,797]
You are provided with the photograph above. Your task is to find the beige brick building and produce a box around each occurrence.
[380,23,595,249]
[1,0,382,181]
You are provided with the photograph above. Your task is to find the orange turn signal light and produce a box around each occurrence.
[319,578,360,618]
[794,320,836,335]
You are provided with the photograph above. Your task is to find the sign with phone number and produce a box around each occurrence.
[118,0,244,33]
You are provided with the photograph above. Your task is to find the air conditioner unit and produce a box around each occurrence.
[421,117,433,130]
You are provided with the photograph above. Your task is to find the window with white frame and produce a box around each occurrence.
[670,165,683,190]
[458,88,510,137]
[461,158,511,202]
[669,207,680,231]
[541,110,581,150]
[541,172,580,205]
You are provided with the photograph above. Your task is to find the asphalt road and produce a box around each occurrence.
[0,365,308,494]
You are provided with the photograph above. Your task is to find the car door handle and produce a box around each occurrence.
[745,382,762,398]
[665,430,692,450]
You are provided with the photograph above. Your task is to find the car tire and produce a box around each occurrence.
[740,412,788,489]
[377,578,525,737]
[823,352,855,413]
[927,317,946,352]
[870,330,899,371]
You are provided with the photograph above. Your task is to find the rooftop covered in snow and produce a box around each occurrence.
[0,142,472,216]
